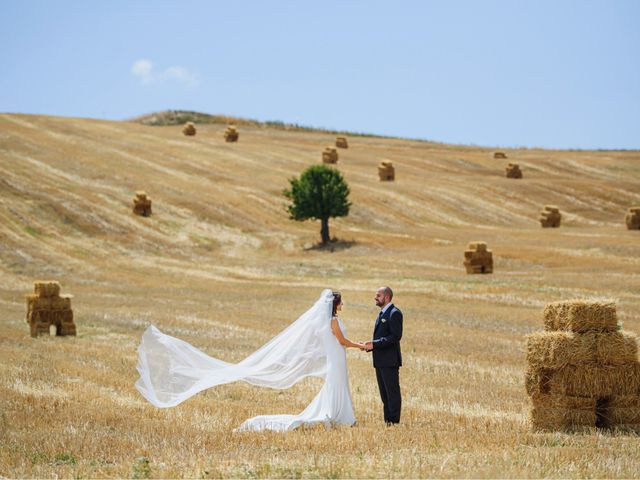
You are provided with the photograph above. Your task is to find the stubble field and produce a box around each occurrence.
[1,113,639,478]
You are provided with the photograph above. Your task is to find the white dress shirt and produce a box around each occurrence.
[380,302,392,316]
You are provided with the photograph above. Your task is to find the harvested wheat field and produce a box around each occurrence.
[1,113,640,478]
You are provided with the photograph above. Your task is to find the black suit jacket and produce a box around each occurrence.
[372,304,403,368]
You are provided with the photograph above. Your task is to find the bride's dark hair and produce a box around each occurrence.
[332,292,342,316]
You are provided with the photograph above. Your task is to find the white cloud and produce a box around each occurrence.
[131,59,154,84]
[162,66,200,88]
[131,59,199,88]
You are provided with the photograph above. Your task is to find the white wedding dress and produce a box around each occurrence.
[135,289,356,431]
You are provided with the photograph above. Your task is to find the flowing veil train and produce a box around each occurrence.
[135,289,356,431]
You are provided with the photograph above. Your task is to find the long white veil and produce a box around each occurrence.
[135,289,334,408]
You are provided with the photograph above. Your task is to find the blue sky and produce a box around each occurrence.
[1,0,639,149]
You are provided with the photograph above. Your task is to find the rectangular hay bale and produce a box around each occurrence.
[526,363,640,397]
[34,281,61,298]
[594,396,640,428]
[530,405,596,431]
[530,394,596,430]
[526,331,638,369]
[547,364,640,397]
[543,300,618,333]
[50,296,72,310]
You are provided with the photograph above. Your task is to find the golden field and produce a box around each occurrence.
[1,113,639,478]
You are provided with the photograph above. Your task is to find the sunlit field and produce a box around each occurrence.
[1,114,639,478]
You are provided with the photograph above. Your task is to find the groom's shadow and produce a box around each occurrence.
[304,238,357,253]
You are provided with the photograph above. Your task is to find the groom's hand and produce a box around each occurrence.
[364,341,373,352]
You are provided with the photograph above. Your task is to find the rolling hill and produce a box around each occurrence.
[1,113,639,477]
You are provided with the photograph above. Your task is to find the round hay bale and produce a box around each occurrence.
[182,122,196,136]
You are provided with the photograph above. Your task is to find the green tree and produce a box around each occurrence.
[283,165,351,244]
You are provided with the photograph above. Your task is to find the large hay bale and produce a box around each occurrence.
[132,191,152,217]
[505,163,522,179]
[494,151,507,159]
[378,161,395,181]
[604,396,640,427]
[26,281,76,337]
[550,364,640,397]
[526,331,638,369]
[224,125,239,142]
[34,280,60,298]
[335,136,348,149]
[526,364,640,397]
[322,147,338,164]
[529,394,597,431]
[182,122,196,136]
[525,300,640,431]
[539,205,561,228]
[463,241,493,274]
[543,300,617,333]
[625,206,640,230]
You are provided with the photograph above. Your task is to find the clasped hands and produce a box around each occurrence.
[355,341,373,352]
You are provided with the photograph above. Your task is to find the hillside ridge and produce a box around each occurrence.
[130,109,384,140]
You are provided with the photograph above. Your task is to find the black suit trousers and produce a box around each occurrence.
[375,366,401,424]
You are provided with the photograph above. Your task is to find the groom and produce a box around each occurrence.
[364,286,403,425]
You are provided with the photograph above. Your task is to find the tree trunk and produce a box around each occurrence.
[320,217,330,244]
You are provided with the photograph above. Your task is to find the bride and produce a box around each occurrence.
[135,289,365,431]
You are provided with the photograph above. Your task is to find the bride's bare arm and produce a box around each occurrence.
[331,318,364,349]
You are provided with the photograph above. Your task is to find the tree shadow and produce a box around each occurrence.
[304,238,357,252]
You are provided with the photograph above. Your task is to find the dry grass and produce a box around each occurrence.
[1,113,640,477]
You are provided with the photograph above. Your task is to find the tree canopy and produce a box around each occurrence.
[283,165,351,244]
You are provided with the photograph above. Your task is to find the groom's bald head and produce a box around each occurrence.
[381,286,393,301]
[375,286,393,307]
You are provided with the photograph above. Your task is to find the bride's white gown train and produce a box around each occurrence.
[135,289,356,431]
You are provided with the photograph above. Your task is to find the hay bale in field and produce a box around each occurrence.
[322,147,338,164]
[182,122,196,136]
[335,136,348,149]
[505,163,522,179]
[224,125,239,142]
[525,299,640,432]
[625,206,640,230]
[26,281,76,338]
[526,331,638,369]
[526,363,640,397]
[34,280,60,298]
[605,396,640,427]
[539,205,561,228]
[530,394,596,431]
[378,160,395,181]
[543,300,617,333]
[494,151,507,159]
[132,191,152,217]
[463,241,493,274]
